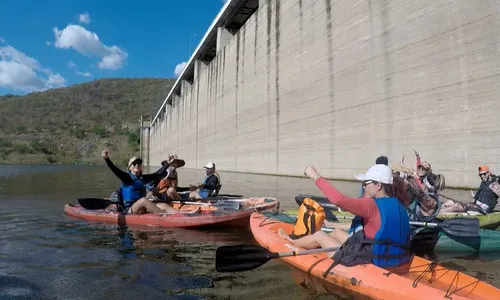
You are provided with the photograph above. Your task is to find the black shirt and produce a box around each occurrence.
[104,157,169,186]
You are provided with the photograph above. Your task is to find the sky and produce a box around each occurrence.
[0,0,230,95]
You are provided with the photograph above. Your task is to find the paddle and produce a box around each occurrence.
[78,198,116,210]
[77,197,241,210]
[215,244,341,273]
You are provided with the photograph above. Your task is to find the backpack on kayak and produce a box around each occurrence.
[289,198,325,239]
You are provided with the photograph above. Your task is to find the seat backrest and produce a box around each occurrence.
[212,184,222,197]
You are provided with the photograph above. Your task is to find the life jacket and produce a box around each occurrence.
[323,197,412,276]
[199,172,221,198]
[475,176,500,213]
[121,172,147,210]
[289,198,325,239]
[157,177,178,194]
[407,193,441,223]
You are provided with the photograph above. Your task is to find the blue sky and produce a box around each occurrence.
[0,0,229,95]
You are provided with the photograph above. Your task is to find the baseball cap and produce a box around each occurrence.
[354,164,393,184]
[478,165,489,173]
[128,156,142,168]
[203,162,216,169]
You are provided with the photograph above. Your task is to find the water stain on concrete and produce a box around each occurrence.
[299,0,304,72]
[236,31,241,169]
[274,0,281,173]
[266,2,272,162]
[380,0,393,159]
[324,0,336,172]
[254,12,259,76]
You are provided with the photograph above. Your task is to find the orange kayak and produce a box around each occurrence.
[64,197,279,228]
[250,212,500,300]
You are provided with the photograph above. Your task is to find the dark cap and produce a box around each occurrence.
[375,156,388,166]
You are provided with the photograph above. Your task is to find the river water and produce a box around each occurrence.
[0,164,499,300]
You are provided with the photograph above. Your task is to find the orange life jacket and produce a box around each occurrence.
[157,177,178,194]
[290,198,325,239]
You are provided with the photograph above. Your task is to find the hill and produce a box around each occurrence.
[0,78,175,166]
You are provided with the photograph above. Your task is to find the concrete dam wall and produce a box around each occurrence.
[146,0,500,188]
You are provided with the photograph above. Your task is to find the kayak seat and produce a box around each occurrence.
[212,184,222,197]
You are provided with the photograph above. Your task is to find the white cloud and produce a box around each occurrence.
[53,24,128,70]
[67,60,76,68]
[76,71,93,77]
[45,41,51,46]
[174,61,187,77]
[79,12,90,24]
[67,60,93,77]
[0,37,5,44]
[0,43,65,92]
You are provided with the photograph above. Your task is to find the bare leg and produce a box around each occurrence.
[441,200,456,208]
[167,187,182,201]
[129,198,164,214]
[155,203,178,213]
[290,231,343,257]
[440,202,466,213]
[278,229,344,257]
[189,191,202,200]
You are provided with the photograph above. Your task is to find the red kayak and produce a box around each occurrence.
[64,197,280,228]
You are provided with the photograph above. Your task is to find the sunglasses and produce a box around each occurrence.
[479,172,488,177]
[131,162,142,166]
[362,180,378,187]
[417,166,429,171]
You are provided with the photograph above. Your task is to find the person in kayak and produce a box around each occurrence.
[102,150,176,214]
[413,149,433,189]
[359,156,389,197]
[471,165,500,213]
[279,164,412,272]
[153,154,191,201]
[187,162,221,199]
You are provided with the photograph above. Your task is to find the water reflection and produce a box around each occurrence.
[0,164,499,300]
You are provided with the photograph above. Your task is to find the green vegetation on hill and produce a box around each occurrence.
[0,78,175,165]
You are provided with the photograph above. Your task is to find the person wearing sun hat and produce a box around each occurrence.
[153,154,191,201]
[278,164,412,272]
[101,149,173,214]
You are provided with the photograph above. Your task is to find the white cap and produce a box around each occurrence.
[128,156,142,168]
[203,162,216,169]
[354,164,393,184]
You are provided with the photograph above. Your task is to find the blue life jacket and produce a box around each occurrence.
[371,197,412,267]
[199,172,220,198]
[323,196,412,277]
[121,172,147,210]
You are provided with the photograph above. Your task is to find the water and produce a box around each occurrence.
[0,164,499,299]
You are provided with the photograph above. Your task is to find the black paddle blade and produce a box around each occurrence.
[439,218,480,238]
[77,198,112,210]
[215,244,276,273]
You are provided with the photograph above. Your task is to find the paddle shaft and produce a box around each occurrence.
[327,214,442,228]
[277,246,341,258]
[215,244,341,273]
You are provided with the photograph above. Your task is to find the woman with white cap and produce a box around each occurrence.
[279,164,413,272]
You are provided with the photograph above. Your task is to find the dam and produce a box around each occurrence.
[142,0,500,188]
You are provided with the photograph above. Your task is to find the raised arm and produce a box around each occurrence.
[315,177,378,219]
[142,162,170,183]
[102,150,133,185]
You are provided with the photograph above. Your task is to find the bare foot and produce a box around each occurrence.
[277,228,293,242]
